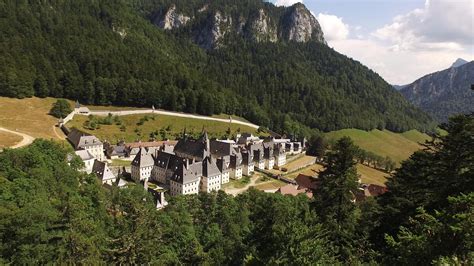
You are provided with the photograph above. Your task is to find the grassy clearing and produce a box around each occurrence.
[223,176,252,189]
[86,105,149,111]
[269,155,317,175]
[283,155,317,171]
[357,164,389,187]
[254,180,286,191]
[285,163,324,179]
[326,129,430,164]
[110,159,132,167]
[0,97,72,140]
[0,131,23,149]
[400,129,431,144]
[67,113,260,143]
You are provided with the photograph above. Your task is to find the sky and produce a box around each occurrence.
[272,0,474,85]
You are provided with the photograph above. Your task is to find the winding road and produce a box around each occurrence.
[81,109,260,129]
[0,127,35,149]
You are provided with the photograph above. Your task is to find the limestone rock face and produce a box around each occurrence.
[248,9,277,43]
[153,2,325,49]
[153,5,190,30]
[284,3,325,43]
[194,11,233,50]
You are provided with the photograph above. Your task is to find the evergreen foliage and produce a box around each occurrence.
[313,137,364,261]
[0,0,434,134]
[376,114,474,263]
[0,114,472,264]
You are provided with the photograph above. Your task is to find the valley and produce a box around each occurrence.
[1,0,471,264]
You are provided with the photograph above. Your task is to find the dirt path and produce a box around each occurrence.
[0,127,35,149]
[82,109,260,129]
[224,176,273,196]
[52,125,65,140]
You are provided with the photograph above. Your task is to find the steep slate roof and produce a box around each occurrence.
[248,143,264,163]
[216,155,231,173]
[92,160,115,182]
[210,140,232,158]
[263,141,274,159]
[125,141,177,149]
[174,133,209,161]
[171,161,203,184]
[241,151,253,165]
[131,147,155,168]
[67,128,102,150]
[104,142,126,157]
[203,157,221,177]
[274,143,286,156]
[75,150,95,161]
[230,152,243,168]
[155,151,181,171]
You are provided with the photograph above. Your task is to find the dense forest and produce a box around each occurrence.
[0,114,472,264]
[0,0,434,135]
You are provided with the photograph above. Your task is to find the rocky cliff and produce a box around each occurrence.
[152,2,325,49]
[400,60,474,122]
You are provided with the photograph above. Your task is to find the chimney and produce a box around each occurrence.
[160,191,165,206]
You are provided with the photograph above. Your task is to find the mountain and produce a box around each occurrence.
[0,0,434,134]
[393,85,407,91]
[401,60,474,122]
[451,58,468,68]
[150,2,325,50]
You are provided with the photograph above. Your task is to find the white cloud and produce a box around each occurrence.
[329,38,473,85]
[373,0,473,51]
[317,13,349,41]
[323,0,474,85]
[274,0,302,7]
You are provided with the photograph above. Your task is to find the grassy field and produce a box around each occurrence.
[86,105,149,111]
[0,97,71,140]
[269,155,317,175]
[254,180,286,191]
[0,131,23,149]
[326,129,431,164]
[67,113,260,143]
[285,163,325,179]
[110,159,132,167]
[357,164,389,187]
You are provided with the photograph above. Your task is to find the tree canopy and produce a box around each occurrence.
[0,0,434,135]
[0,114,472,264]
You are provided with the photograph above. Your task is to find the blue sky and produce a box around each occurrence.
[271,0,474,84]
[304,0,424,34]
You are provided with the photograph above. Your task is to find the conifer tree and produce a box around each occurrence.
[314,136,360,261]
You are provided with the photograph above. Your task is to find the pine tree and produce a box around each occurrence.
[314,136,360,261]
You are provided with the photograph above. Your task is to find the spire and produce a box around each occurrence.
[182,127,187,140]
[75,100,81,109]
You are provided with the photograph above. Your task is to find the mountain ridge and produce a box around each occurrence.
[150,2,325,49]
[400,60,474,122]
[0,0,434,134]
[451,58,469,68]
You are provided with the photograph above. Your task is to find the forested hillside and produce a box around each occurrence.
[401,61,474,122]
[1,114,472,264]
[0,0,434,134]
